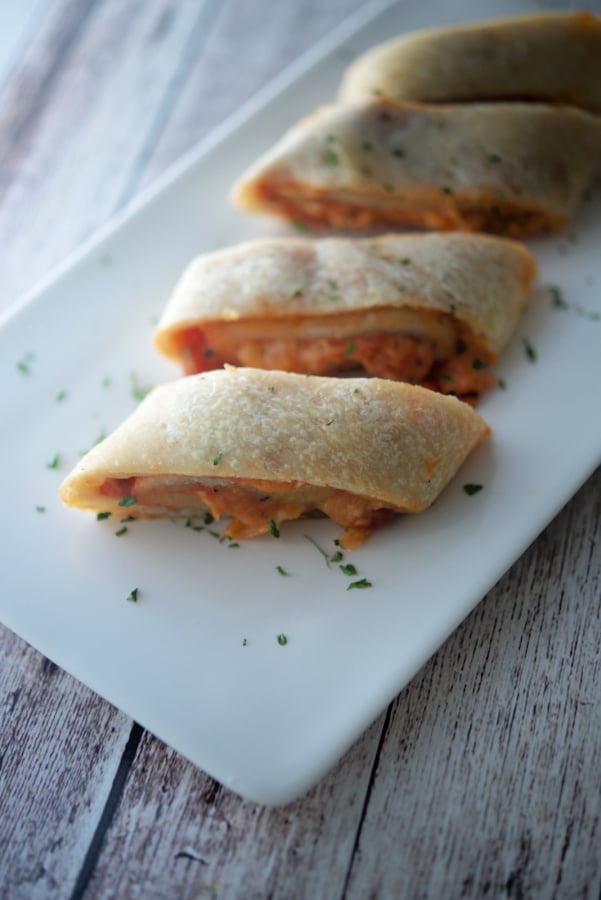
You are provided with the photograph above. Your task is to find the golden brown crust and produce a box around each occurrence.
[59,367,489,524]
[231,100,601,236]
[339,12,601,112]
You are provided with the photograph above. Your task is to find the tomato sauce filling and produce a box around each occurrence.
[97,475,401,548]
[256,181,560,237]
[175,329,496,400]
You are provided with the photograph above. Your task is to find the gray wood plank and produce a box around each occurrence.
[0,0,217,309]
[0,628,134,899]
[137,0,368,192]
[344,469,601,900]
[0,0,48,89]
[83,715,384,899]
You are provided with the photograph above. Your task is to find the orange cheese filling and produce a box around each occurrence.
[175,329,496,400]
[99,475,402,548]
[256,181,562,236]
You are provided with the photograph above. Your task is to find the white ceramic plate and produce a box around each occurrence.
[1,0,600,806]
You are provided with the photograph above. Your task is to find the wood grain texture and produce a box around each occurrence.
[84,715,385,899]
[0,629,133,898]
[344,468,601,900]
[0,0,599,897]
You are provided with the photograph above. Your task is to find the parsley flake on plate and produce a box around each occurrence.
[347,579,372,591]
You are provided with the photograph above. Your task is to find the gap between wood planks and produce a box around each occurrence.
[338,703,394,899]
[40,2,224,893]
[69,723,144,900]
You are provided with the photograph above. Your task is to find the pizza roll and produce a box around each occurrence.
[339,12,601,112]
[231,100,601,236]
[59,366,489,548]
[154,233,536,400]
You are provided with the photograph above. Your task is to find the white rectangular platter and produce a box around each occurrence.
[1,0,600,805]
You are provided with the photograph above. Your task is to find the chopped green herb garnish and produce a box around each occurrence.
[292,220,310,233]
[361,166,372,177]
[126,588,138,603]
[204,512,214,525]
[277,633,288,646]
[330,550,343,563]
[344,340,356,358]
[120,515,136,523]
[347,579,372,591]
[186,520,204,532]
[115,526,128,537]
[441,186,453,195]
[382,183,394,193]
[327,279,338,290]
[55,390,67,403]
[463,483,483,496]
[36,506,46,513]
[16,361,30,375]
[96,511,111,520]
[442,373,453,382]
[213,453,223,466]
[487,153,502,164]
[391,148,405,158]
[362,141,374,151]
[276,565,290,577]
[523,338,537,363]
[118,496,137,507]
[371,88,383,96]
[291,288,303,298]
[498,378,507,390]
[397,284,406,292]
[324,149,339,166]
[339,563,358,576]
[304,534,331,567]
[549,285,568,309]
[268,519,280,538]
[242,638,248,647]
[101,376,111,388]
[472,359,486,370]
[228,542,240,549]
[99,253,112,266]
[47,453,60,470]
[399,257,411,265]
[449,303,457,312]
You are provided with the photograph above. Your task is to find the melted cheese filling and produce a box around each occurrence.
[99,474,401,548]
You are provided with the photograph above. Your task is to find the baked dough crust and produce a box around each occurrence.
[339,12,601,112]
[231,100,601,235]
[154,233,536,380]
[59,367,489,542]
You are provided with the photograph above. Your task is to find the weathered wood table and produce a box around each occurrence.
[0,1,599,897]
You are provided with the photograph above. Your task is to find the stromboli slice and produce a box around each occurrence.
[339,11,601,112]
[231,100,601,236]
[154,233,537,399]
[58,366,489,548]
